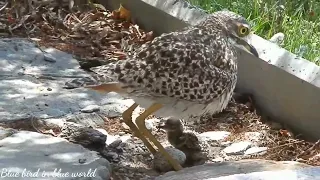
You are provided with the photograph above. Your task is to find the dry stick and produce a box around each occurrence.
[296,139,320,158]
[0,1,8,12]
[265,140,305,152]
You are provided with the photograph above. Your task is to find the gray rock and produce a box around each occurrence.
[155,159,316,180]
[108,139,122,149]
[106,151,119,160]
[244,146,268,155]
[145,118,160,130]
[0,38,130,123]
[59,122,107,149]
[43,52,57,63]
[0,131,111,180]
[198,131,230,141]
[153,147,186,172]
[81,105,100,113]
[223,141,252,155]
[100,99,142,118]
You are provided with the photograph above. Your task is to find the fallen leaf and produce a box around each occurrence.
[112,4,131,21]
[279,129,292,137]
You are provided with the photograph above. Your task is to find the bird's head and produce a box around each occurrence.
[199,10,259,58]
[157,118,184,133]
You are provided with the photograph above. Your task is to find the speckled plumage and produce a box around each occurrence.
[65,10,258,122]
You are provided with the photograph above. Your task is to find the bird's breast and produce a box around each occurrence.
[128,85,235,123]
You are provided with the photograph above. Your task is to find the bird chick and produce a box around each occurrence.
[158,118,207,166]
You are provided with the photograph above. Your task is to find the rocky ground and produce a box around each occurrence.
[0,1,319,180]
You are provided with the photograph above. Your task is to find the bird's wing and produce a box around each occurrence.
[64,27,234,98]
[181,132,202,151]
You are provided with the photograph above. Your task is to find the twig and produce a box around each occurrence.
[0,1,8,12]
[266,140,305,152]
[296,139,320,158]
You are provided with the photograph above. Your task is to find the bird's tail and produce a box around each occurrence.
[64,74,124,93]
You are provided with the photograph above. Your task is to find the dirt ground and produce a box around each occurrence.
[0,1,318,179]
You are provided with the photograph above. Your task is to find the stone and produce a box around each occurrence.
[0,130,111,180]
[43,52,57,62]
[245,146,268,155]
[0,38,131,122]
[155,159,316,180]
[100,99,142,118]
[108,139,122,149]
[80,105,100,113]
[223,141,252,155]
[153,147,186,172]
[121,122,130,130]
[59,122,107,149]
[145,118,160,130]
[220,141,231,147]
[198,131,230,141]
[106,151,119,160]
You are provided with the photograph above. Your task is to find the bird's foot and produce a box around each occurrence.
[122,103,156,154]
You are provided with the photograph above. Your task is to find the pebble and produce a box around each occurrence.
[220,141,232,147]
[153,147,186,172]
[108,139,122,149]
[198,131,230,141]
[101,104,127,118]
[80,105,100,113]
[122,122,130,130]
[145,118,159,130]
[43,52,57,62]
[223,141,252,155]
[212,157,224,162]
[244,147,268,155]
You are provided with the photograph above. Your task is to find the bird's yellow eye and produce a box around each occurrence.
[238,25,249,36]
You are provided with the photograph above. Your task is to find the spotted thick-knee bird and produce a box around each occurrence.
[64,10,259,171]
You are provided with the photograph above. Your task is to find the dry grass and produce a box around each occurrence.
[195,94,320,166]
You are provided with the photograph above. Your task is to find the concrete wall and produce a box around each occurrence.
[101,0,320,140]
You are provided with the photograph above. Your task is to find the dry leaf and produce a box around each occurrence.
[279,129,292,137]
[112,4,131,21]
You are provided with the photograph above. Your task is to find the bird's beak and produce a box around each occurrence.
[235,37,259,58]
[230,35,259,58]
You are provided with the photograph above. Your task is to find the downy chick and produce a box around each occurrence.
[158,118,207,166]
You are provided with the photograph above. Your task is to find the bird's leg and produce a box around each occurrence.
[135,103,183,171]
[122,103,156,154]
